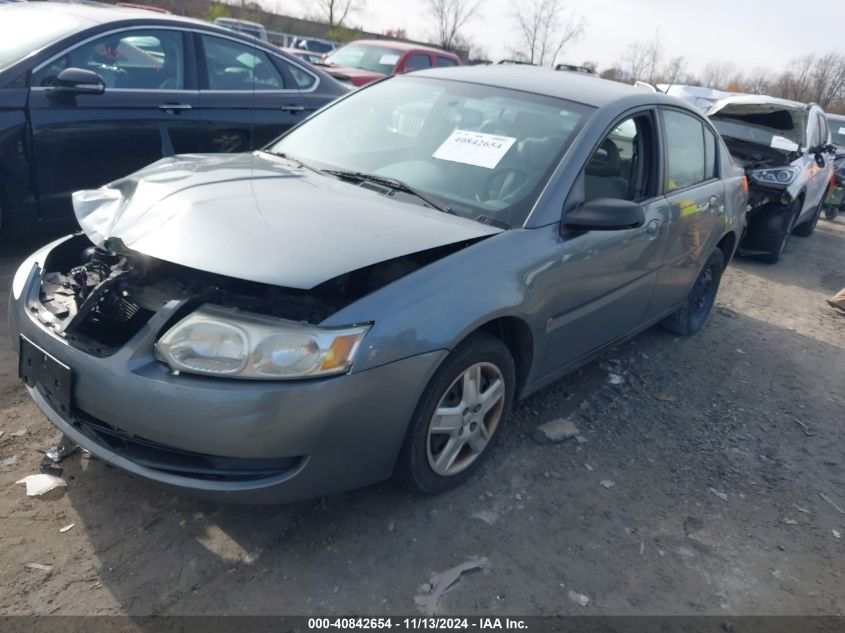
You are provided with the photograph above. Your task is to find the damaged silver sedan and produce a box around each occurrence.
[9,66,746,503]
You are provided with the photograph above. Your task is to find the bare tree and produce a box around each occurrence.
[510,0,585,67]
[313,0,360,28]
[700,61,738,90]
[426,0,482,52]
[661,55,687,85]
[809,52,845,108]
[620,32,662,84]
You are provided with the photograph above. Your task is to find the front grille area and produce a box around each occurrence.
[72,409,302,482]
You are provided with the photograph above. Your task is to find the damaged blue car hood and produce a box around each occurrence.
[72,152,502,289]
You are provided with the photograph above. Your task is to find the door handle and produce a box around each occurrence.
[710,195,724,215]
[280,105,306,113]
[159,103,192,112]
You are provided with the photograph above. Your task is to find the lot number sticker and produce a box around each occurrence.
[432,130,518,169]
[379,54,400,65]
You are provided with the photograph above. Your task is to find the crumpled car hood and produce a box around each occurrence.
[72,152,501,289]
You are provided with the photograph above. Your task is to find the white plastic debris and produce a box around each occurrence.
[608,373,625,385]
[599,480,616,489]
[10,429,28,438]
[832,529,841,539]
[584,463,594,472]
[16,474,67,496]
[414,558,490,615]
[471,510,498,526]
[534,418,579,443]
[25,563,53,573]
[59,523,75,533]
[782,518,798,526]
[567,589,590,607]
[0,455,18,468]
[709,487,728,502]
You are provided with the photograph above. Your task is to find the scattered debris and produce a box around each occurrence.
[46,439,80,463]
[584,463,594,472]
[574,435,588,444]
[819,492,845,515]
[639,540,645,556]
[833,529,841,540]
[0,455,18,468]
[471,510,498,526]
[39,455,63,478]
[736,349,746,355]
[414,558,490,615]
[25,563,53,573]
[9,429,28,438]
[533,418,579,444]
[387,519,395,532]
[781,518,798,526]
[709,487,729,502]
[792,418,814,437]
[795,505,810,514]
[59,523,75,533]
[0,430,5,440]
[16,474,67,497]
[567,589,590,607]
[599,480,616,489]
[654,392,678,402]
[608,373,625,385]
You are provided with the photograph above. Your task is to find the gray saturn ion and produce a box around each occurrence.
[10,66,747,503]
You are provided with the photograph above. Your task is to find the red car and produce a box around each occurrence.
[319,40,461,87]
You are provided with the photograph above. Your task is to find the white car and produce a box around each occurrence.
[708,96,835,263]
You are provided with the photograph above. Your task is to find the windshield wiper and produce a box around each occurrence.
[323,169,450,213]
[263,151,324,175]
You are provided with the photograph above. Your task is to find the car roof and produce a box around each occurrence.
[5,1,215,29]
[414,65,681,109]
[347,39,456,56]
[708,94,808,113]
[826,112,845,122]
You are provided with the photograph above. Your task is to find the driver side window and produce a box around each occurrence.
[584,114,654,202]
[32,30,186,90]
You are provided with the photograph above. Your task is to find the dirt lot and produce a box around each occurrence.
[1,220,844,617]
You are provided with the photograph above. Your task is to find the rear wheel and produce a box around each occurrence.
[758,200,801,264]
[661,248,724,336]
[825,204,839,221]
[396,332,515,495]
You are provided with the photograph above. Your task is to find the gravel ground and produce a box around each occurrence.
[1,220,844,616]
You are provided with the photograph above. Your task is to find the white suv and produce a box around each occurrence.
[709,96,835,263]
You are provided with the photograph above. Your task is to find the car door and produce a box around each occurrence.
[28,27,200,222]
[540,109,671,375]
[652,107,725,313]
[398,52,433,74]
[195,32,309,152]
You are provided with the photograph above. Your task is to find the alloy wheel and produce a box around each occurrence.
[426,362,506,477]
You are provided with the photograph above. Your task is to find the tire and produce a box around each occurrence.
[825,204,839,221]
[396,331,515,495]
[758,200,801,264]
[660,248,724,337]
[794,189,829,237]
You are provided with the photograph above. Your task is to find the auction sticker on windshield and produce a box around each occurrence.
[433,130,517,169]
[770,135,799,152]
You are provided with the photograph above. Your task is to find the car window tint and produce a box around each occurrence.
[436,56,458,68]
[281,59,316,89]
[201,35,285,90]
[404,54,431,72]
[32,30,185,90]
[584,115,653,203]
[664,110,705,191]
[703,126,717,180]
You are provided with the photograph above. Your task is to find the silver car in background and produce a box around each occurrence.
[10,67,746,503]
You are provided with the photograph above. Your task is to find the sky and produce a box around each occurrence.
[267,0,845,76]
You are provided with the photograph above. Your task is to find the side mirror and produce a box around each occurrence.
[815,152,827,169]
[50,68,105,96]
[564,198,645,231]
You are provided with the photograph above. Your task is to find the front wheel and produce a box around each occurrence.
[660,248,724,336]
[396,332,515,495]
[825,204,839,221]
[758,201,801,264]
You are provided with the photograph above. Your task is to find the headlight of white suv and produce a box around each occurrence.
[155,304,370,379]
[749,166,799,186]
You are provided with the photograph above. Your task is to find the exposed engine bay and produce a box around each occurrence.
[34,234,470,356]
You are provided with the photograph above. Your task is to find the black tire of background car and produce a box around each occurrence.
[660,248,724,337]
[824,204,839,221]
[757,199,802,264]
[395,331,515,495]
[794,187,829,238]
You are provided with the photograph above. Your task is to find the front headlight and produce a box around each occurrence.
[155,305,370,380]
[749,167,799,186]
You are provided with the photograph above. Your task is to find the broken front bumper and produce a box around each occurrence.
[10,258,446,504]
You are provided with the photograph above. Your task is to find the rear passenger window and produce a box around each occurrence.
[201,35,285,90]
[664,110,705,191]
[704,127,717,180]
[403,54,431,72]
[436,56,457,67]
[281,59,316,89]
